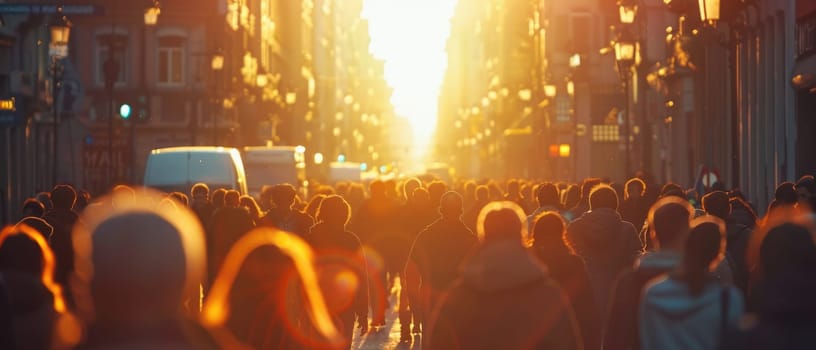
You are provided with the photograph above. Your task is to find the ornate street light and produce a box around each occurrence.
[618,1,638,24]
[544,84,557,98]
[614,40,636,67]
[144,5,160,26]
[211,54,225,71]
[698,0,720,25]
[48,12,71,185]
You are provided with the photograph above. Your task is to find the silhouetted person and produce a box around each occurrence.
[570,178,602,219]
[604,197,694,350]
[463,185,489,233]
[703,191,751,292]
[239,195,263,225]
[620,178,650,232]
[725,223,816,349]
[729,196,757,229]
[527,182,564,232]
[426,203,581,350]
[15,217,53,242]
[260,184,313,237]
[212,188,227,210]
[0,228,60,349]
[35,192,53,212]
[43,185,78,296]
[567,184,641,321]
[794,175,816,205]
[305,194,328,221]
[21,198,45,219]
[75,206,214,349]
[406,191,477,339]
[75,189,91,213]
[639,219,744,350]
[350,180,398,326]
[306,195,369,348]
[170,192,189,207]
[395,178,427,339]
[530,212,599,350]
[504,179,530,214]
[210,190,254,280]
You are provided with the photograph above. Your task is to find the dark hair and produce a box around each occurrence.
[795,175,816,196]
[649,198,693,248]
[532,212,572,255]
[305,194,327,219]
[316,195,351,226]
[50,184,77,210]
[759,223,816,279]
[580,178,602,201]
[22,198,45,218]
[625,178,646,199]
[475,185,489,202]
[75,190,91,212]
[0,233,44,276]
[702,191,730,221]
[683,220,724,296]
[660,183,684,197]
[170,192,189,207]
[190,183,210,198]
[16,217,53,240]
[589,184,618,210]
[563,185,580,209]
[271,184,296,207]
[506,179,520,194]
[428,181,448,205]
[36,192,53,210]
[773,182,797,204]
[403,178,422,199]
[483,207,522,241]
[212,188,227,208]
[369,180,386,198]
[536,182,560,208]
[224,190,240,207]
[439,191,463,218]
[240,195,263,221]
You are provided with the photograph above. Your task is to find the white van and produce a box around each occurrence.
[143,146,248,195]
[242,146,306,198]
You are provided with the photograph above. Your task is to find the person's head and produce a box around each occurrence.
[531,212,571,254]
[464,181,477,200]
[648,196,694,251]
[22,198,45,218]
[624,178,646,200]
[403,178,422,201]
[305,194,327,219]
[759,223,816,279]
[536,182,560,208]
[475,185,489,202]
[212,188,227,208]
[316,195,352,227]
[369,180,386,199]
[660,183,684,198]
[774,182,797,204]
[795,175,816,203]
[563,185,580,209]
[271,184,297,209]
[702,191,731,221]
[477,202,527,243]
[224,190,240,208]
[36,192,53,211]
[170,192,189,207]
[72,189,205,328]
[412,188,431,207]
[439,191,464,219]
[240,195,262,217]
[506,179,520,196]
[16,217,53,241]
[75,190,91,212]
[428,181,448,205]
[51,184,77,210]
[589,184,618,211]
[710,182,727,193]
[111,185,136,209]
[683,217,726,296]
[0,229,45,277]
[191,183,210,201]
[580,178,602,201]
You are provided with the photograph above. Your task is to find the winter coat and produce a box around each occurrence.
[407,218,477,292]
[639,275,744,350]
[1,271,56,350]
[603,251,682,350]
[210,207,255,277]
[425,240,582,350]
[43,208,78,299]
[566,208,642,318]
[530,246,600,350]
[260,207,314,237]
[620,197,650,233]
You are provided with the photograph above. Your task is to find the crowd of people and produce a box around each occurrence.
[2,173,816,349]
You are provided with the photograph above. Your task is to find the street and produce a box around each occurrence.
[352,279,421,350]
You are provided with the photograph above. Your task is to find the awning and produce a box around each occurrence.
[792,54,816,90]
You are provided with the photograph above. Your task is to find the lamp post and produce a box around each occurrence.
[48,12,71,186]
[211,52,224,145]
[698,0,721,26]
[134,3,159,183]
[615,37,636,178]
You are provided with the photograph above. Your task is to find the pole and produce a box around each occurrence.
[51,57,59,186]
[213,72,218,146]
[108,84,113,187]
[624,73,631,179]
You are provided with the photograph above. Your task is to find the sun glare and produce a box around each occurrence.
[362,0,458,160]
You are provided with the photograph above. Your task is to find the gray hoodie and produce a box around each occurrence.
[639,276,744,350]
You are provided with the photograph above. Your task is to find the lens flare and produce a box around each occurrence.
[362,0,459,159]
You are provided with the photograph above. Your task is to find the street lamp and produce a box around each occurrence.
[48,12,71,186]
[144,4,161,26]
[211,52,224,145]
[544,84,557,99]
[698,0,721,26]
[615,37,636,178]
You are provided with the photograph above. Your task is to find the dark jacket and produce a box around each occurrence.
[425,240,582,350]
[210,207,255,277]
[603,251,681,350]
[619,197,650,233]
[725,221,752,292]
[463,199,489,233]
[567,208,641,318]
[1,271,56,350]
[531,246,600,350]
[260,207,313,237]
[43,208,79,291]
[306,223,369,323]
[408,218,477,292]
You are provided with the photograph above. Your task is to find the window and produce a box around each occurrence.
[95,35,128,86]
[157,36,186,86]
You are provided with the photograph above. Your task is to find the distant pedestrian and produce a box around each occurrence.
[569,178,601,219]
[239,195,263,225]
[211,190,254,278]
[462,185,489,233]
[170,192,189,207]
[527,182,565,233]
[42,185,79,296]
[703,191,751,292]
[21,198,45,219]
[620,178,650,232]
[260,184,314,237]
[35,192,53,212]
[212,188,227,210]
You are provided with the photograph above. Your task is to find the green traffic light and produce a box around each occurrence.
[119,104,131,119]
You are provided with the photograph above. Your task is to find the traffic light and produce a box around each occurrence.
[119,103,131,119]
[135,95,149,122]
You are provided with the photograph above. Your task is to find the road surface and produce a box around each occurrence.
[351,279,421,350]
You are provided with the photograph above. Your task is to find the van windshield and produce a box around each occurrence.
[245,162,299,191]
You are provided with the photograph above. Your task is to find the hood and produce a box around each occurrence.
[635,251,681,273]
[461,240,548,293]
[642,277,721,320]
